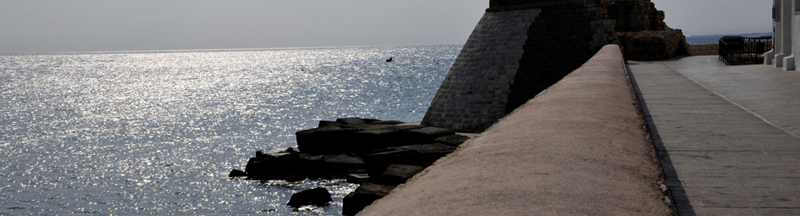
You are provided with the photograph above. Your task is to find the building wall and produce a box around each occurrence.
[771,0,796,70]
[793,0,800,69]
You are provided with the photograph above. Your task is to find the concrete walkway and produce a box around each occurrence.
[628,56,800,215]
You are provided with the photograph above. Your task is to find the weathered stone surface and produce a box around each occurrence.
[406,127,456,143]
[392,125,425,131]
[318,120,344,128]
[618,30,689,60]
[336,117,371,125]
[342,183,396,216]
[295,127,361,154]
[422,0,686,133]
[598,0,690,60]
[434,134,471,147]
[370,120,405,125]
[229,169,247,178]
[364,144,456,176]
[287,188,333,208]
[599,0,669,32]
[234,120,468,214]
[297,153,329,179]
[245,156,302,181]
[322,154,366,177]
[688,43,718,56]
[256,147,296,159]
[379,164,425,185]
[351,129,405,153]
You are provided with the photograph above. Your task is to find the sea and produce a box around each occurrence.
[0,45,461,215]
[685,32,772,44]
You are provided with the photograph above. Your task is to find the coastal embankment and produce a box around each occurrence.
[688,44,719,56]
[357,45,672,215]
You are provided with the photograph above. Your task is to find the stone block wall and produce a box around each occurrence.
[422,0,619,132]
[421,9,543,132]
[506,3,617,113]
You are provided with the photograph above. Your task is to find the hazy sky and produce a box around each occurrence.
[0,0,772,54]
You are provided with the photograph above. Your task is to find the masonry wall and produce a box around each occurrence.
[420,9,542,132]
[422,0,618,132]
[506,4,608,113]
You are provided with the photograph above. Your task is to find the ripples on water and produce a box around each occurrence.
[0,45,459,215]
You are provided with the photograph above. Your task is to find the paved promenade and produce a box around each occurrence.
[628,56,800,215]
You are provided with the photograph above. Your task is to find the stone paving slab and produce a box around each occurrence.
[628,56,800,215]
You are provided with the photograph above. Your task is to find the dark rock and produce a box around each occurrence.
[296,127,361,154]
[346,173,371,184]
[245,150,304,181]
[364,144,456,176]
[435,134,471,147]
[322,154,366,177]
[336,117,370,125]
[379,164,425,185]
[256,147,295,159]
[297,153,329,179]
[361,118,381,123]
[406,127,456,143]
[342,183,396,216]
[350,128,405,153]
[322,154,365,167]
[370,120,405,125]
[392,124,425,131]
[318,120,345,128]
[287,188,333,208]
[229,169,248,178]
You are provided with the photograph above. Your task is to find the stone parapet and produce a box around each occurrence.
[359,45,672,215]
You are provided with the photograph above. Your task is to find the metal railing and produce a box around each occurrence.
[719,36,772,65]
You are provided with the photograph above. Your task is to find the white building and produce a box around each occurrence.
[766,0,800,70]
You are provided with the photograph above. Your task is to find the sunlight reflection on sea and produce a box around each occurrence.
[0,45,459,215]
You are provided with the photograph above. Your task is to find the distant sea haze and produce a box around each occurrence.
[686,32,772,44]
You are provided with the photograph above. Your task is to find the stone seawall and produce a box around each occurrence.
[688,43,719,56]
[357,45,672,215]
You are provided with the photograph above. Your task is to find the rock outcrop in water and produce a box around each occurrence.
[229,117,471,214]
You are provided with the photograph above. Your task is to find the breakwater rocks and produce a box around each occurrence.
[229,117,471,215]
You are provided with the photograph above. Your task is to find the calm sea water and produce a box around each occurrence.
[0,45,460,215]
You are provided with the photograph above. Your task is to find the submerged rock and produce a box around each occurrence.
[228,169,248,178]
[287,187,333,208]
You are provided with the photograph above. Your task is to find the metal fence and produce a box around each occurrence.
[719,36,772,65]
